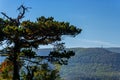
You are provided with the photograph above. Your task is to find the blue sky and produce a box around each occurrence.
[0,0,120,48]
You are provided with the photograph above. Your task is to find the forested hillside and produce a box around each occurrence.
[60,48,120,80]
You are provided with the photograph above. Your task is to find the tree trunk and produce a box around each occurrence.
[12,41,20,80]
[13,58,20,80]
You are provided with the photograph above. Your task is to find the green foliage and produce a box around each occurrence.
[21,49,36,58]
[34,63,60,80]
[0,5,81,80]
[49,51,75,65]
[20,63,63,80]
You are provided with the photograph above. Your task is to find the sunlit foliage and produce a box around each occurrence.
[0,5,81,80]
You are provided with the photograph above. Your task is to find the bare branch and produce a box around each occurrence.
[17,5,25,20]
[1,5,29,26]
[17,5,31,21]
[1,12,13,21]
[22,58,43,65]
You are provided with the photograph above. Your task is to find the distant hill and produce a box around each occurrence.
[60,48,120,80]
[106,47,120,53]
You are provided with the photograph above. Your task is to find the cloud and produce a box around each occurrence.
[80,39,120,47]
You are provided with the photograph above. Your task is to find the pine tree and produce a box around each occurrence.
[0,5,81,80]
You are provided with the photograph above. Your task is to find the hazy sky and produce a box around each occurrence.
[0,0,120,48]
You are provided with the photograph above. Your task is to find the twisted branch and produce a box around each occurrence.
[1,5,29,26]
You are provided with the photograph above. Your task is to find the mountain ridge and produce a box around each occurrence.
[60,47,120,80]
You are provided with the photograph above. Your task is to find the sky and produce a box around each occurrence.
[0,0,120,48]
